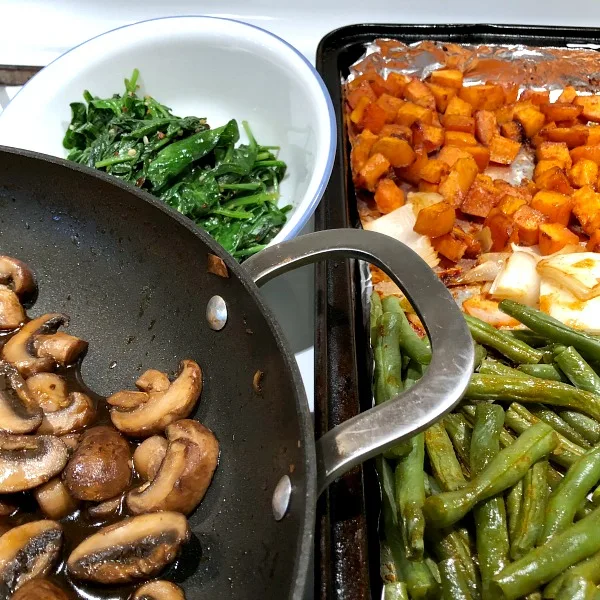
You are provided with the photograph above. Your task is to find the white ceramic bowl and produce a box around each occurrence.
[0,16,336,245]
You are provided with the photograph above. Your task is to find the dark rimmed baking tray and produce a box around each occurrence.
[313,22,600,600]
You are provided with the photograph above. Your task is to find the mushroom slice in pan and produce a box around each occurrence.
[109,360,202,437]
[136,369,171,394]
[25,374,69,412]
[0,362,43,434]
[0,287,25,331]
[133,435,168,481]
[127,419,219,515]
[33,333,88,367]
[88,494,124,519]
[67,511,189,584]
[0,520,63,593]
[10,578,71,600]
[132,580,186,600]
[34,478,79,520]
[0,257,36,300]
[0,434,68,493]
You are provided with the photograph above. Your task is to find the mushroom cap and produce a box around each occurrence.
[0,520,63,593]
[127,419,219,515]
[132,580,186,600]
[133,435,168,481]
[0,362,43,434]
[34,478,79,520]
[67,511,189,584]
[37,392,95,436]
[0,287,26,331]
[110,360,202,437]
[0,256,36,300]
[0,434,68,493]
[10,578,71,600]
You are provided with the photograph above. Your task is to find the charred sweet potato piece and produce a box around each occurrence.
[520,90,550,106]
[403,79,436,111]
[484,208,514,251]
[558,86,578,104]
[444,131,479,147]
[430,69,464,90]
[489,135,521,165]
[374,178,405,213]
[412,123,445,153]
[379,124,412,142]
[362,103,388,134]
[572,185,600,235]
[513,103,546,138]
[540,102,583,122]
[452,227,482,258]
[371,136,416,168]
[427,83,457,113]
[413,201,456,237]
[500,121,523,142]
[475,110,498,146]
[383,72,411,97]
[350,130,379,173]
[443,114,476,134]
[545,126,589,148]
[530,190,573,226]
[574,95,600,123]
[463,145,491,172]
[445,96,474,117]
[537,141,572,169]
[587,230,600,252]
[347,81,377,110]
[459,84,505,111]
[497,195,527,216]
[570,145,600,166]
[375,94,406,122]
[539,223,580,255]
[397,151,428,186]
[513,205,548,246]
[569,159,599,189]
[396,102,433,127]
[437,146,471,167]
[420,159,450,184]
[358,153,391,191]
[534,166,574,195]
[438,156,479,208]
[432,233,468,262]
[461,174,500,218]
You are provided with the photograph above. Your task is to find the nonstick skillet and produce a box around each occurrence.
[0,146,473,600]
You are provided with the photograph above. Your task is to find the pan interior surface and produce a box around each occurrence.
[0,147,314,600]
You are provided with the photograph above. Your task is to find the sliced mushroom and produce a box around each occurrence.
[109,360,202,437]
[34,478,79,519]
[127,419,219,515]
[0,434,68,493]
[0,362,42,434]
[133,435,168,481]
[0,520,62,593]
[0,257,36,300]
[132,580,186,600]
[60,433,80,453]
[0,287,25,331]
[67,511,189,584]
[136,369,171,393]
[33,333,88,366]
[25,373,69,412]
[88,494,123,519]
[63,425,132,501]
[11,578,71,600]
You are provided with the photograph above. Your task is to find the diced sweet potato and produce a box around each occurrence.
[383,72,411,97]
[350,130,379,173]
[432,233,468,262]
[520,89,551,106]
[444,131,479,148]
[535,159,567,178]
[489,135,521,165]
[430,69,464,90]
[350,97,371,126]
[397,151,428,186]
[347,81,378,110]
[443,114,475,134]
[370,136,416,168]
[537,141,573,169]
[513,205,548,246]
[395,102,433,127]
[452,227,482,258]
[500,84,519,105]
[379,124,412,142]
[540,102,583,122]
[475,110,498,146]
[414,201,456,237]
[459,84,505,111]
[420,159,450,184]
[427,83,457,113]
[403,79,436,111]
[588,127,600,145]
[574,95,600,123]
[445,96,474,117]
[495,105,515,125]
[558,86,578,104]
[545,126,589,148]
[497,195,527,216]
[374,178,405,213]
[375,94,406,122]
[500,121,523,142]
[358,153,391,191]
[587,230,600,252]
[463,145,491,172]
[534,166,574,195]
[362,103,388,134]
[348,72,387,97]
[437,146,471,167]
[570,145,600,166]
[419,181,439,193]
[484,208,514,251]
[531,190,573,226]
[438,156,479,208]
[539,223,580,255]
[461,174,501,218]
[513,103,546,138]
[412,123,445,154]
[572,185,600,235]
[569,159,599,189]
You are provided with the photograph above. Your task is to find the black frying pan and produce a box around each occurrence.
[0,146,473,599]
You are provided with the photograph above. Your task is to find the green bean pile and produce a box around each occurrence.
[372,295,600,600]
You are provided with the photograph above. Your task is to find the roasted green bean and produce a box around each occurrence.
[425,422,467,492]
[506,478,524,546]
[439,558,473,600]
[384,582,409,600]
[559,410,600,445]
[529,405,590,448]
[555,346,600,395]
[518,363,567,382]
[444,413,472,473]
[555,575,600,600]
[544,550,600,598]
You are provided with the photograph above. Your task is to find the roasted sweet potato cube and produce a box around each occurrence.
[438,156,479,208]
[520,90,551,106]
[437,146,471,167]
[358,153,391,191]
[347,81,377,110]
[497,195,527,216]
[420,159,450,184]
[572,185,600,235]
[370,136,416,168]
[459,85,505,111]
[513,205,548,246]
[412,123,445,154]
[374,178,405,213]
[348,72,387,97]
[362,103,388,134]
[570,145,600,166]
[569,159,599,189]
[350,130,379,173]
[395,102,433,127]
[537,142,572,169]
[432,233,468,262]
[484,209,514,251]
[397,151,428,186]
[535,159,567,178]
[495,105,516,125]
[445,96,474,117]
[539,223,580,255]
[379,124,412,142]
[474,110,498,146]
[587,230,600,252]
[540,102,583,122]
[350,97,371,126]
[419,181,439,193]
[443,114,475,134]
[430,69,464,90]
[375,94,406,122]
[452,227,482,258]
[444,131,479,148]
[461,174,501,218]
[545,126,589,148]
[463,146,491,172]
[588,127,600,145]
[574,95,600,123]
[500,121,523,142]
[499,83,519,105]
[427,83,457,113]
[531,190,573,226]
[383,72,411,97]
[535,166,574,195]
[414,201,456,237]
[513,104,546,138]
[558,86,578,104]
[403,79,436,111]
[489,135,521,165]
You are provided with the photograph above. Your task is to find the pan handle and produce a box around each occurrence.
[244,229,474,495]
